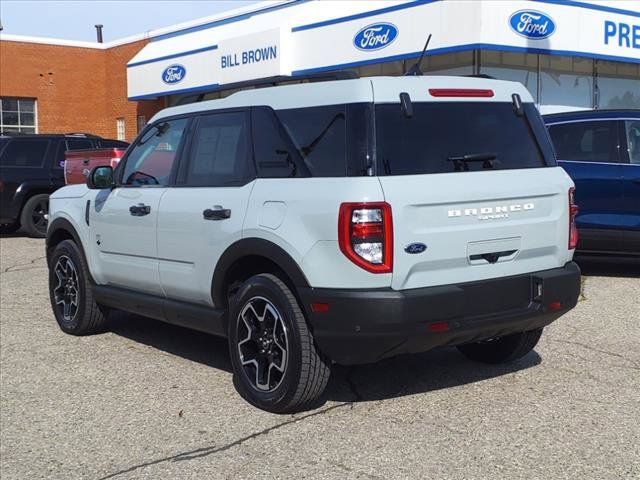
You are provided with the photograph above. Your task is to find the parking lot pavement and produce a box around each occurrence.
[0,236,638,480]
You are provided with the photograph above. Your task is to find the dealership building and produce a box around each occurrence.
[1,0,639,139]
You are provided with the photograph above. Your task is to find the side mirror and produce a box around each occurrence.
[87,166,114,189]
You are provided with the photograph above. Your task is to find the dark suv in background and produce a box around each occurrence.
[544,110,640,256]
[0,133,128,237]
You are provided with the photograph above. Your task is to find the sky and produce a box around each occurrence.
[0,1,260,42]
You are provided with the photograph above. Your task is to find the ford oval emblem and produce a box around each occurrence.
[405,243,427,254]
[509,10,556,39]
[354,23,398,51]
[162,64,186,84]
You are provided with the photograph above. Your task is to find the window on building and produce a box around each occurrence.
[548,121,620,163]
[540,56,594,113]
[0,98,37,134]
[596,61,640,109]
[137,115,146,133]
[116,117,126,141]
[480,51,539,103]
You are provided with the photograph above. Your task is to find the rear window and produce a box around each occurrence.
[375,102,552,175]
[0,138,50,168]
[98,139,129,149]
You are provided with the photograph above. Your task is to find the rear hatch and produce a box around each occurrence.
[374,97,574,290]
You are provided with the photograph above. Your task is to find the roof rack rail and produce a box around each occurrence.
[64,132,100,137]
[172,70,359,107]
[464,74,497,80]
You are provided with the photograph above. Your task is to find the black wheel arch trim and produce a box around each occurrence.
[212,238,310,307]
[46,217,96,283]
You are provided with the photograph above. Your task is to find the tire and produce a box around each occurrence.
[228,273,331,413]
[20,193,49,238]
[0,222,20,235]
[457,328,543,364]
[48,239,109,335]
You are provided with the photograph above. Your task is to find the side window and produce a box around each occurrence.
[277,105,347,176]
[625,120,640,165]
[252,107,303,178]
[121,118,187,186]
[0,139,50,168]
[182,111,252,187]
[66,139,93,150]
[548,121,619,163]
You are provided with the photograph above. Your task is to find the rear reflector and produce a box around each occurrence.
[548,301,562,312]
[428,321,449,333]
[311,302,330,313]
[428,88,494,98]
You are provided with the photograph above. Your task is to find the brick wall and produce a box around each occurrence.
[0,39,163,142]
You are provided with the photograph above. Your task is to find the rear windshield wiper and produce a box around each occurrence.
[447,152,497,171]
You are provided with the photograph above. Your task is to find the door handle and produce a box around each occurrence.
[203,206,231,220]
[129,203,151,216]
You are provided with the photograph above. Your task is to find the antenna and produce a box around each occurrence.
[404,34,432,76]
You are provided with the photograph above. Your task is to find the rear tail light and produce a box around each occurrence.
[338,202,393,273]
[568,187,579,250]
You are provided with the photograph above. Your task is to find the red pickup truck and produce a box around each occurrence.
[64,148,127,185]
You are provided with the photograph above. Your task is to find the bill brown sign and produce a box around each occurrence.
[218,28,291,85]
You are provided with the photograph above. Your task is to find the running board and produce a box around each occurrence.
[93,285,227,337]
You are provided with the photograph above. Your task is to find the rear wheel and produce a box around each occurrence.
[48,239,109,335]
[457,328,543,364]
[228,273,331,413]
[20,194,49,238]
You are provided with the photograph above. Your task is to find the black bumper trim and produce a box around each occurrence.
[299,262,581,365]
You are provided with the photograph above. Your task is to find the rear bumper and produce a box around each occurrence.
[299,262,581,365]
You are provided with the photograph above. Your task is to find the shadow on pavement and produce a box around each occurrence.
[108,310,541,405]
[575,255,640,278]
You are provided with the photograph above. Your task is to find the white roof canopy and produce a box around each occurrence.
[127,0,640,100]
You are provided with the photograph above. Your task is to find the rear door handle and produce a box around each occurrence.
[203,206,231,220]
[129,203,151,216]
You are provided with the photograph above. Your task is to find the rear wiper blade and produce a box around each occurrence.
[447,152,497,171]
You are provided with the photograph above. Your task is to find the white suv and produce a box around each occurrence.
[46,76,581,412]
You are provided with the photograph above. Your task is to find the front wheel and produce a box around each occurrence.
[228,274,331,413]
[457,328,543,364]
[48,239,109,335]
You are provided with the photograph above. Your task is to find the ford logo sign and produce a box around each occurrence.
[162,64,186,84]
[404,243,427,254]
[354,23,398,51]
[509,10,556,39]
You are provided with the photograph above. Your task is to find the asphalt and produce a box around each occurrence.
[1,235,639,479]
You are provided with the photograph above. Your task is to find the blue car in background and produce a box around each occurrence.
[544,110,639,257]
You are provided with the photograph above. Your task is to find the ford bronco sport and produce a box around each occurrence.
[46,76,581,412]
